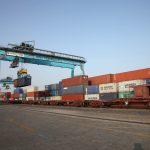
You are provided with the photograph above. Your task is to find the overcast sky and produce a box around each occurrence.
[0,0,149,90]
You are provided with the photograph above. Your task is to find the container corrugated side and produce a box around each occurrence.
[63,85,85,95]
[50,96,62,101]
[84,94,100,100]
[100,93,118,100]
[26,97,34,101]
[99,83,117,93]
[14,88,24,94]
[46,97,51,101]
[118,91,134,98]
[89,74,114,85]
[85,85,99,94]
[118,80,145,92]
[134,85,150,98]
[62,75,88,87]
[45,84,59,91]
[113,68,150,82]
[51,90,59,96]
[62,94,84,101]
[145,78,150,84]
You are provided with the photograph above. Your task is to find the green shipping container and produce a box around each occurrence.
[118,91,134,98]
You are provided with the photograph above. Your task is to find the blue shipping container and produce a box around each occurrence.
[14,88,24,94]
[85,85,99,94]
[59,81,62,89]
[58,89,62,96]
[100,93,118,100]
[145,78,150,84]
[58,81,62,96]
[51,90,59,96]
[45,84,59,91]
[63,85,85,95]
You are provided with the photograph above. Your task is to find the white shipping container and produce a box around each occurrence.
[85,94,100,100]
[26,86,38,92]
[19,97,23,101]
[50,96,62,101]
[118,80,146,92]
[26,97,34,101]
[46,97,51,101]
[99,83,118,93]
[39,97,45,101]
[19,94,23,98]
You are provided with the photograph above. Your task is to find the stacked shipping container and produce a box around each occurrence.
[99,83,118,100]
[62,75,88,101]
[88,68,150,100]
[1,68,150,102]
[113,68,150,82]
[84,85,100,100]
[26,86,38,101]
[45,83,62,101]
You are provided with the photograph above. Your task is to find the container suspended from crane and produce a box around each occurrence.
[14,68,31,87]
[0,41,86,77]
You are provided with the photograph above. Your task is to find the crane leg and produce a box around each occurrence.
[80,64,85,75]
[71,68,75,77]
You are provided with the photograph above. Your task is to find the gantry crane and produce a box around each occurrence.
[0,41,86,77]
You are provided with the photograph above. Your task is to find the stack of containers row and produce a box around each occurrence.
[84,85,99,100]
[114,68,150,98]
[26,86,38,101]
[62,75,88,101]
[13,88,26,100]
[88,74,115,100]
[45,83,61,101]
[0,92,11,101]
[88,68,150,99]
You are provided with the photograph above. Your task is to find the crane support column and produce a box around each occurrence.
[71,68,75,77]
[80,64,85,75]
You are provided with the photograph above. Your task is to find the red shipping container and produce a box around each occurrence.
[113,68,150,83]
[134,85,150,98]
[10,94,14,99]
[89,74,114,85]
[9,93,14,101]
[45,90,50,97]
[14,93,19,98]
[62,94,84,101]
[27,92,36,97]
[62,75,88,87]
[5,92,11,98]
[34,91,46,97]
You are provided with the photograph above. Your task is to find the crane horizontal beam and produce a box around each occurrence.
[0,50,77,69]
[0,45,86,77]
[0,46,86,63]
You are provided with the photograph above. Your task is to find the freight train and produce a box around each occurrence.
[0,68,150,108]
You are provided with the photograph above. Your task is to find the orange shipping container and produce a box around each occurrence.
[89,74,114,85]
[113,68,150,83]
[27,92,36,97]
[62,75,88,87]
[62,94,84,101]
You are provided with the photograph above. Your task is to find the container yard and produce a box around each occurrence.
[0,68,150,108]
[0,0,150,149]
[0,43,150,149]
